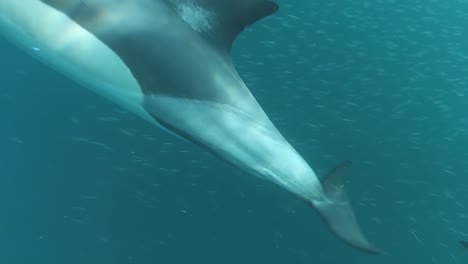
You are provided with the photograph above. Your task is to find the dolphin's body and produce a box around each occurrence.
[0,0,380,253]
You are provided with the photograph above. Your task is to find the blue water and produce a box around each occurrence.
[1,1,468,263]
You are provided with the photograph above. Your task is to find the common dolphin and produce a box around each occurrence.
[0,0,381,253]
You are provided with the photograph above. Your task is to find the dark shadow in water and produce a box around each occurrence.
[460,241,468,249]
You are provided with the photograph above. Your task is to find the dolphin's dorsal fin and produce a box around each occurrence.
[167,0,279,55]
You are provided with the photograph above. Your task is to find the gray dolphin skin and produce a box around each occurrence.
[0,0,381,254]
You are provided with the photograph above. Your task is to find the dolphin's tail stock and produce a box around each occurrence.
[312,160,382,254]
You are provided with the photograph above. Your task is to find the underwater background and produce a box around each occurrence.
[1,0,467,263]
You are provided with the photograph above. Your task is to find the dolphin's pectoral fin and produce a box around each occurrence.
[210,0,279,54]
[171,0,279,55]
[314,160,382,254]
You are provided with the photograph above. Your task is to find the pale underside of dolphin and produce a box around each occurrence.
[0,0,381,254]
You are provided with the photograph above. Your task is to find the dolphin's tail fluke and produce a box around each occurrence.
[313,160,382,254]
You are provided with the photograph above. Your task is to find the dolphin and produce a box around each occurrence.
[0,0,381,253]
